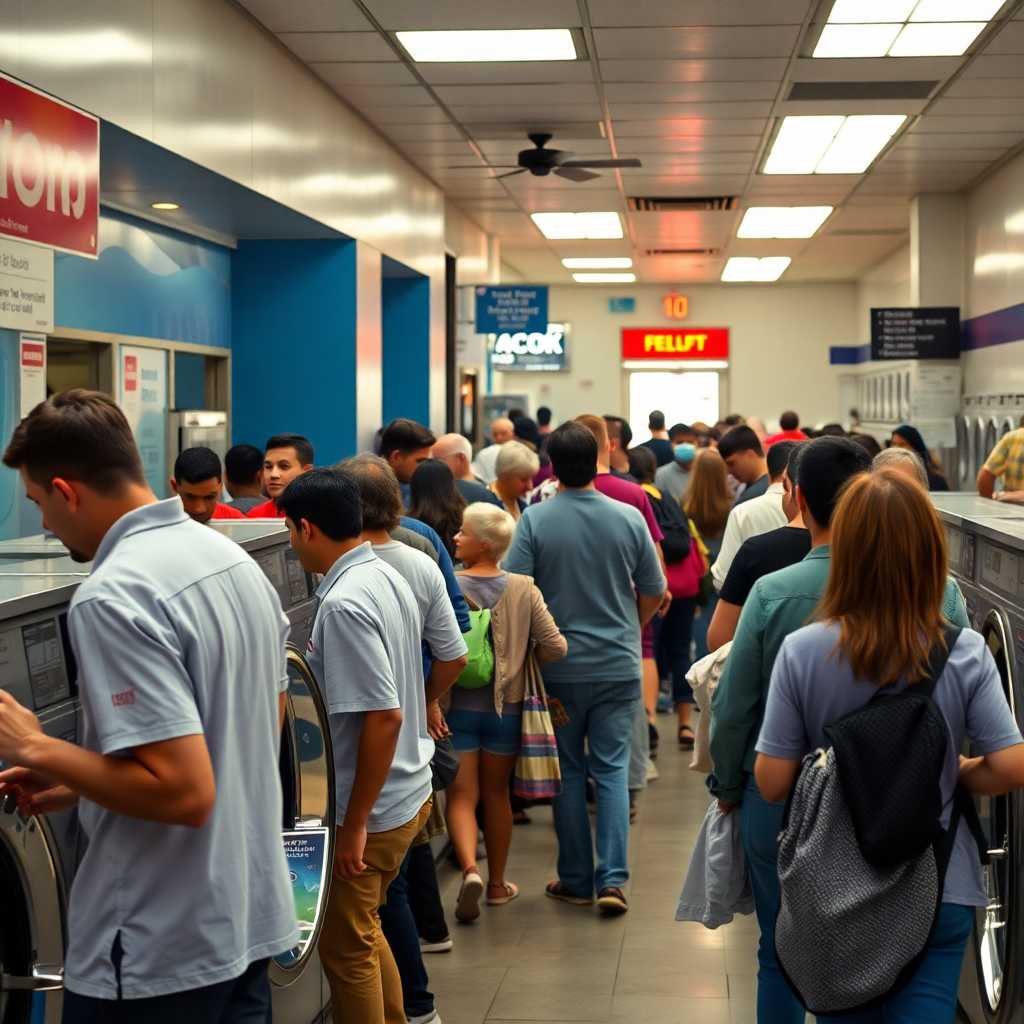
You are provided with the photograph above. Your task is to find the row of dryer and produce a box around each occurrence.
[956,394,1024,493]
[0,521,335,1024]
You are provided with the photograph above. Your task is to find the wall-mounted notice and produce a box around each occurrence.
[0,237,53,332]
[608,297,635,313]
[19,333,46,416]
[119,346,168,496]
[491,322,568,372]
[475,286,548,334]
[870,307,960,360]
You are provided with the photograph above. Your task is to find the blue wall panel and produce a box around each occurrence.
[232,240,357,464]
[174,351,206,410]
[382,274,430,426]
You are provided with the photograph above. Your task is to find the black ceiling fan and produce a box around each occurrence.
[449,132,642,182]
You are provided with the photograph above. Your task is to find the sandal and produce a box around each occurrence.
[512,809,532,825]
[486,881,520,906]
[678,725,695,751]
[544,880,593,906]
[455,869,484,923]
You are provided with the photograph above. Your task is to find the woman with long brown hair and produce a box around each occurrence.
[408,458,466,558]
[754,469,1024,1020]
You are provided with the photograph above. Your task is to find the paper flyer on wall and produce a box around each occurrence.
[276,827,330,968]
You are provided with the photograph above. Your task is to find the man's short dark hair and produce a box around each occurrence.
[278,468,362,541]
[723,414,744,427]
[780,411,800,431]
[548,422,598,488]
[818,423,847,437]
[669,422,692,442]
[537,406,552,427]
[604,415,633,450]
[3,388,145,494]
[265,433,314,465]
[379,418,436,459]
[174,446,222,484]
[627,445,657,484]
[849,432,882,458]
[648,410,666,431]
[336,453,403,532]
[767,441,797,481]
[225,444,263,486]
[507,408,525,423]
[795,436,871,528]
[717,425,763,459]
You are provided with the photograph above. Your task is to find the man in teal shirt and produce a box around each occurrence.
[710,437,969,1024]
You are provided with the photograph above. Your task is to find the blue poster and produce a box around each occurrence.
[275,827,330,967]
[475,286,548,334]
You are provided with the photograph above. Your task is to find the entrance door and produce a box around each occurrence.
[628,371,720,444]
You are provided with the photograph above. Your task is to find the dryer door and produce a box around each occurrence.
[270,646,335,989]
[0,811,66,1024]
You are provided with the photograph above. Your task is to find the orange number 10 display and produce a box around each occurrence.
[662,293,689,319]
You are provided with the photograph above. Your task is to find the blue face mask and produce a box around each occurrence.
[674,443,696,465]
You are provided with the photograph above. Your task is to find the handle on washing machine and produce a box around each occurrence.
[1,966,63,991]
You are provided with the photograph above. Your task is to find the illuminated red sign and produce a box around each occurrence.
[0,71,100,257]
[621,327,729,361]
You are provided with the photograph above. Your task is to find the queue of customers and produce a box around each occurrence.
[0,390,1022,1024]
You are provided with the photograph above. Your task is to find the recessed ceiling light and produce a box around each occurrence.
[763,116,844,175]
[396,29,576,63]
[531,212,623,240]
[815,114,906,173]
[721,257,791,283]
[572,272,636,283]
[562,257,633,269]
[813,23,902,57]
[150,201,180,211]
[737,206,834,239]
[828,0,916,22]
[889,21,986,56]
[763,115,905,175]
[910,0,1004,21]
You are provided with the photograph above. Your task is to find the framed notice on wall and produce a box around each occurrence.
[870,308,960,360]
[119,346,168,497]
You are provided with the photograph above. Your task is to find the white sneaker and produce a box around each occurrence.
[419,935,453,953]
[646,758,660,782]
[407,1011,442,1024]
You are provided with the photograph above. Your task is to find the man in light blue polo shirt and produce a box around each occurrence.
[0,390,296,1022]
[504,421,665,917]
[279,468,466,1024]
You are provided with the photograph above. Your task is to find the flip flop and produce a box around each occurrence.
[678,725,696,750]
[455,870,484,923]
[486,881,520,906]
[544,880,593,906]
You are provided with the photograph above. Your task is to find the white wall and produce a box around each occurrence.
[488,283,859,428]
[855,245,911,345]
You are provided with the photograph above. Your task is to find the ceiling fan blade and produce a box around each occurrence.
[446,164,518,169]
[560,158,643,169]
[494,168,528,179]
[555,165,601,182]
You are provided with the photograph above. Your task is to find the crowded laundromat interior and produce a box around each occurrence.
[8,2,1024,1024]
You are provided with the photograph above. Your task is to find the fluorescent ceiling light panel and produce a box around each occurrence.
[909,0,1004,21]
[721,257,791,283]
[763,116,844,175]
[815,114,906,173]
[813,23,902,57]
[737,206,834,239]
[531,211,623,240]
[396,29,576,63]
[562,257,633,269]
[572,272,636,283]
[828,0,917,22]
[889,21,986,55]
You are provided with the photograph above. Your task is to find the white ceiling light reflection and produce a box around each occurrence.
[974,252,1024,275]
[763,115,905,175]
[737,206,833,239]
[721,257,791,282]
[531,212,623,240]
[828,0,916,22]
[763,116,844,175]
[910,0,1004,21]
[397,29,576,62]
[0,29,151,66]
[889,21,986,56]
[572,272,636,283]
[1004,211,1024,235]
[813,23,901,57]
[562,257,633,269]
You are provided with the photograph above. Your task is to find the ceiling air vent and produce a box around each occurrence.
[628,196,738,213]
[643,248,720,257]
[787,81,937,101]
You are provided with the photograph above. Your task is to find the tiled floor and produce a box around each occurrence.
[427,712,761,1024]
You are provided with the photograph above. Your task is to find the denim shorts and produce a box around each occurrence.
[447,707,522,757]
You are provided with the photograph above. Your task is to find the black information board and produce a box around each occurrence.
[870,307,960,360]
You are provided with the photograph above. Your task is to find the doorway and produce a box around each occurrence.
[628,370,721,444]
[46,338,114,397]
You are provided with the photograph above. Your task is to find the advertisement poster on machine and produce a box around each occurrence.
[277,828,330,964]
[120,347,168,496]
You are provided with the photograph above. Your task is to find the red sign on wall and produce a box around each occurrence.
[123,354,138,393]
[621,327,730,361]
[0,71,100,258]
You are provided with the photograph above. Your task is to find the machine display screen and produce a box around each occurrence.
[980,542,1021,599]
[0,613,71,710]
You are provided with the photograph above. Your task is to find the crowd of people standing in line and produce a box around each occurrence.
[0,388,1021,1024]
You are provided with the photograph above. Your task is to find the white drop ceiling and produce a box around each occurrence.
[238,0,1024,284]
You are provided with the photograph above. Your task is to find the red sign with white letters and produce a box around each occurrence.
[0,71,100,257]
[621,327,730,361]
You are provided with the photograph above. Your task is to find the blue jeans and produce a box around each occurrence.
[379,847,435,1018]
[825,903,972,1023]
[659,596,696,705]
[692,592,718,663]
[740,776,805,1024]
[545,679,640,896]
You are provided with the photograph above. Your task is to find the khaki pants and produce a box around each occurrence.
[319,799,432,1024]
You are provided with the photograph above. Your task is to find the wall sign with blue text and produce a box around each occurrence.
[608,297,635,313]
[490,322,568,372]
[475,285,548,334]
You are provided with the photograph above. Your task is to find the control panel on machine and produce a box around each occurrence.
[979,538,1022,600]
[253,547,314,613]
[946,525,975,581]
[0,609,76,711]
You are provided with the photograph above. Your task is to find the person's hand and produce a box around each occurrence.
[959,754,982,775]
[658,591,672,617]
[717,799,739,815]
[0,691,43,764]
[427,701,450,741]
[334,821,368,880]
[0,768,76,817]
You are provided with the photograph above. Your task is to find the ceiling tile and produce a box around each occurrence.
[623,155,754,173]
[331,84,438,107]
[621,176,751,196]
[278,32,397,61]
[825,206,907,232]
[384,122,467,141]
[239,0,370,31]
[621,136,761,153]
[504,173,623,194]
[311,62,417,86]
[798,233,907,267]
[604,81,779,102]
[610,101,774,120]
[961,55,1024,78]
[911,115,1024,133]
[945,77,1024,98]
[507,187,625,210]
[928,97,1024,117]
[355,104,452,124]
[396,139,482,156]
[588,0,812,26]
[877,155,994,176]
[894,131,1018,150]
[479,139,613,159]
[593,26,801,60]
[984,22,1024,54]
[469,121,606,140]
[599,58,789,82]
[631,258,725,284]
[629,210,736,245]
[433,84,599,106]
[452,102,603,122]
[790,56,961,82]
[418,61,596,85]
[364,0,582,30]
[613,118,768,137]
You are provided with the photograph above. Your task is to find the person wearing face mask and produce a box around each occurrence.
[655,439,697,503]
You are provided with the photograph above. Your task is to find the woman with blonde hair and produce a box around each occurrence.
[442,502,566,924]
[490,441,540,520]
[755,470,1024,1020]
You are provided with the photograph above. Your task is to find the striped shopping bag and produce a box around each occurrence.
[512,652,562,800]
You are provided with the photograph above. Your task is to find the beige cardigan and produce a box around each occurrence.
[453,571,567,715]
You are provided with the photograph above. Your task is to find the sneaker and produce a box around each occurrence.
[419,935,453,954]
[408,1010,442,1024]
[597,887,629,917]
[645,758,659,782]
[455,870,484,923]
[545,880,594,906]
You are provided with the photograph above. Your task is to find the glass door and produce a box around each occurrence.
[628,371,720,444]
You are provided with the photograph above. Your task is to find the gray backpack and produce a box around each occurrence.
[774,627,988,1015]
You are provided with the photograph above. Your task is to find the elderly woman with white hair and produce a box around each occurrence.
[873,446,929,489]
[490,440,541,520]
[442,502,567,925]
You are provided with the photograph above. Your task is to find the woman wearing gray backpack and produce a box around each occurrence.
[754,469,1024,1020]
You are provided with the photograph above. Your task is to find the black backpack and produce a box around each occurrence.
[647,488,691,564]
[774,625,989,1015]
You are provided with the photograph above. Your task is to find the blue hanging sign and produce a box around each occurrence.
[475,285,548,334]
[608,297,635,313]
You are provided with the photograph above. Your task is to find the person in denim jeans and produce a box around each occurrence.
[504,421,665,916]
